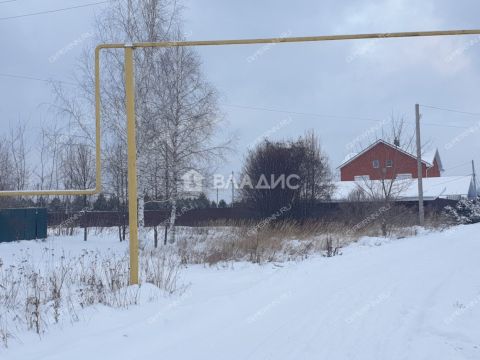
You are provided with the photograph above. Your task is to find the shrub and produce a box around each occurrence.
[443,199,480,225]
[0,246,182,347]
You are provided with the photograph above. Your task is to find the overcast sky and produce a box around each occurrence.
[1,0,479,200]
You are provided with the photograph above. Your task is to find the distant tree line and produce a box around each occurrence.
[1,192,228,213]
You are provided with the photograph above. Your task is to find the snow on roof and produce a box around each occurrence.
[331,176,474,201]
[421,149,444,171]
[421,150,436,165]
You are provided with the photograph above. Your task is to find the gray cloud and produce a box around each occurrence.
[1,0,479,200]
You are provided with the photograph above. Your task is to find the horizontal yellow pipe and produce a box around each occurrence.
[0,49,103,197]
[0,189,98,197]
[96,29,480,50]
[2,29,479,198]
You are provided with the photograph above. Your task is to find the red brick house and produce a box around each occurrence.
[339,139,443,181]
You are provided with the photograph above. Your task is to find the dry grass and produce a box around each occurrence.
[168,221,350,266]
[0,246,182,348]
[167,213,444,266]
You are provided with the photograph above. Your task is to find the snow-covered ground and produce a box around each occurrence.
[1,225,480,360]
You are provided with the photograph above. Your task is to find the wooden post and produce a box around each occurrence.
[231,171,235,207]
[415,104,425,226]
[472,160,477,198]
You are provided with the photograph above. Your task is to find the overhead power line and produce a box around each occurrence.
[0,1,112,21]
[223,103,476,128]
[420,104,480,119]
[431,175,473,187]
[0,72,76,86]
[444,161,473,171]
[422,122,472,129]
[222,103,383,123]
[1,71,478,129]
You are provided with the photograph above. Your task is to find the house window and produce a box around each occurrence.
[396,173,412,180]
[386,159,393,168]
[354,175,370,182]
[372,160,380,168]
[446,195,462,201]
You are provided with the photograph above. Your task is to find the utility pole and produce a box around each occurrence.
[231,171,235,207]
[472,160,477,198]
[415,104,425,226]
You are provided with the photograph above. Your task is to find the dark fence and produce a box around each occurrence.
[313,198,458,215]
[47,198,455,228]
[48,207,260,228]
[0,208,48,242]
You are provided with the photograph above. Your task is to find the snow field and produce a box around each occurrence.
[1,224,479,359]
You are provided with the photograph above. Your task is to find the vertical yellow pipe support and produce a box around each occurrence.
[94,46,102,195]
[125,45,139,285]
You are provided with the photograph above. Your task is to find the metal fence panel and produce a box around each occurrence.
[0,208,47,243]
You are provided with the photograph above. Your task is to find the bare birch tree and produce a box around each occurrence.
[148,35,231,243]
[51,0,181,243]
[33,124,64,206]
[8,122,30,192]
[0,138,13,192]
[105,140,129,241]
[62,142,95,240]
[51,0,231,244]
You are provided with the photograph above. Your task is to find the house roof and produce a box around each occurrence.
[331,175,474,201]
[422,148,444,172]
[338,139,438,169]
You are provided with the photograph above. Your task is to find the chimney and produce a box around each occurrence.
[394,137,400,147]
